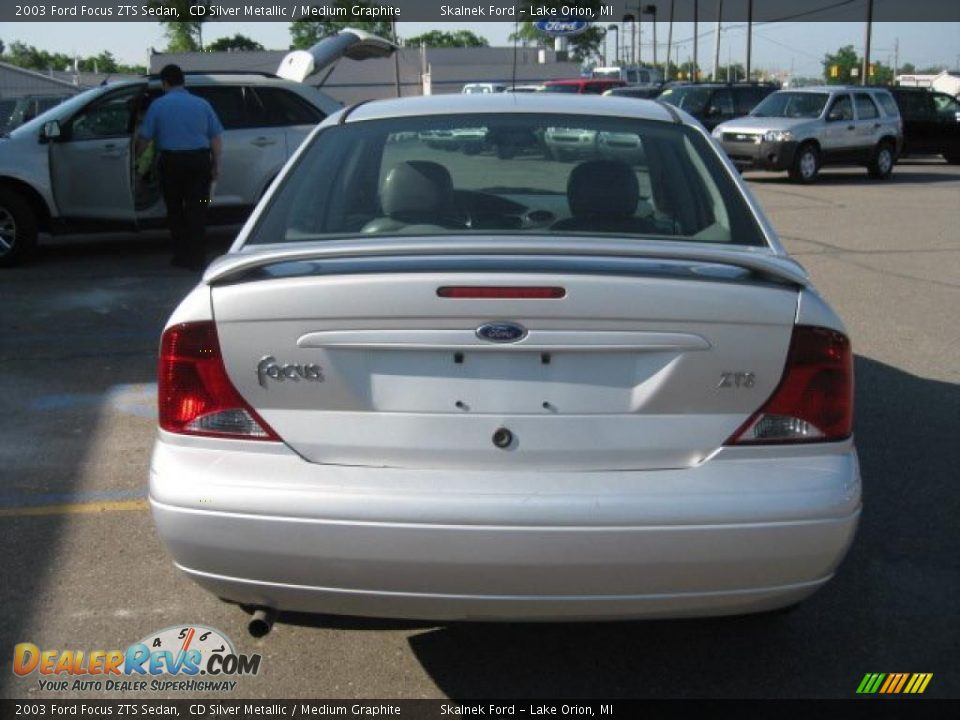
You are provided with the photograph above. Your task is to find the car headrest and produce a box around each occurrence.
[567,160,639,218]
[380,161,455,219]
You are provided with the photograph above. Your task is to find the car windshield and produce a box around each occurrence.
[658,87,713,114]
[246,113,767,248]
[542,84,581,94]
[751,92,829,119]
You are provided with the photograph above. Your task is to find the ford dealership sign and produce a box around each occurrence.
[535,20,592,37]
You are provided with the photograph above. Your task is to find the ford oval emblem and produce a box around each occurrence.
[476,322,528,343]
[535,20,592,38]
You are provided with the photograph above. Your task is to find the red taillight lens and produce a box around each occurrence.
[158,321,279,441]
[726,325,853,445]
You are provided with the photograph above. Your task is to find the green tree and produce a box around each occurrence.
[5,41,72,72]
[78,51,118,73]
[719,62,746,82]
[823,45,860,84]
[289,3,394,49]
[404,30,488,48]
[898,62,916,74]
[148,1,211,52]
[207,34,265,52]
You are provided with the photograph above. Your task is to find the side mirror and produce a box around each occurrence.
[41,120,61,141]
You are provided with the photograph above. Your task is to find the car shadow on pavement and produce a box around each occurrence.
[395,355,958,699]
[747,169,959,186]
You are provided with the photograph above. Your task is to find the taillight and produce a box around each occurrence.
[158,321,280,441]
[726,325,853,445]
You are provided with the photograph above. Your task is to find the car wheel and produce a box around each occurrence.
[788,143,820,183]
[868,141,895,179]
[0,189,38,268]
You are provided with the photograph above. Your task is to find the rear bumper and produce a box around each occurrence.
[150,436,861,621]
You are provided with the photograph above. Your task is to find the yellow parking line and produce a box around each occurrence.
[0,499,148,518]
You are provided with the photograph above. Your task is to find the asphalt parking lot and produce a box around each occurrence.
[1,159,957,700]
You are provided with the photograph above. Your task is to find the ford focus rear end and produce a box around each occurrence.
[149,95,860,621]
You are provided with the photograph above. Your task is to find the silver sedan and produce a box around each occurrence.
[150,94,859,626]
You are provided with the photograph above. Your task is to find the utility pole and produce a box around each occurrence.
[746,0,753,81]
[712,0,723,82]
[665,0,674,80]
[693,0,699,81]
[862,0,874,85]
[893,37,899,79]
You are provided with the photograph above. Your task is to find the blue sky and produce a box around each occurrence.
[3,21,959,76]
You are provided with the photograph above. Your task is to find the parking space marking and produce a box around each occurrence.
[0,498,148,518]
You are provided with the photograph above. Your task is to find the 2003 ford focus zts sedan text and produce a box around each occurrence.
[150,94,861,622]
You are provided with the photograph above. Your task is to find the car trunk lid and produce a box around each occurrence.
[209,243,802,471]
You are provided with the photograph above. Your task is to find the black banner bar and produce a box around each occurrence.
[0,699,956,719]
[3,0,960,23]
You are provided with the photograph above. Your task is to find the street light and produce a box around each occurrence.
[643,4,657,72]
[623,14,636,66]
[607,24,619,65]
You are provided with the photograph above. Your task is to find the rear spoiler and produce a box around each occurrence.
[204,237,810,287]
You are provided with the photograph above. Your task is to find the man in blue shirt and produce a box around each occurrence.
[135,64,223,271]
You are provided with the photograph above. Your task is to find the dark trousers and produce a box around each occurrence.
[159,150,212,267]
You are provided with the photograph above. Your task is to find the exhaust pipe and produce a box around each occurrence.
[248,607,277,638]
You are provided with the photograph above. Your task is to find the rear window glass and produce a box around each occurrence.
[876,92,899,117]
[854,93,879,120]
[246,113,767,248]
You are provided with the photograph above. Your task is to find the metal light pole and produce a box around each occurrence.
[746,0,753,81]
[607,24,619,65]
[712,0,723,82]
[693,0,699,82]
[644,5,658,72]
[862,0,874,85]
[665,0,674,80]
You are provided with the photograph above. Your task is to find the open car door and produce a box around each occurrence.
[276,28,397,84]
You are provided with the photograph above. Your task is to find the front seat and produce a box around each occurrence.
[363,161,464,233]
[552,159,653,234]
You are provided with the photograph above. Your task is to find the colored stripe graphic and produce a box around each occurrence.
[858,673,932,694]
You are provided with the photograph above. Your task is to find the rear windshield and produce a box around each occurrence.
[541,84,581,93]
[246,113,767,248]
[658,87,713,114]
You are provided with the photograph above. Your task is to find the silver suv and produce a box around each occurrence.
[713,86,903,183]
[0,30,396,266]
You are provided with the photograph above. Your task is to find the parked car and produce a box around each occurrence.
[591,65,662,86]
[602,85,664,99]
[542,78,626,94]
[713,86,903,183]
[0,30,397,267]
[151,93,860,626]
[658,83,778,130]
[887,86,960,163]
[462,83,508,94]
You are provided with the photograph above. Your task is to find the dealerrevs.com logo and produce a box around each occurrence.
[13,625,261,693]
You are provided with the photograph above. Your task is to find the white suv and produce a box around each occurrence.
[0,30,396,266]
[713,86,903,183]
